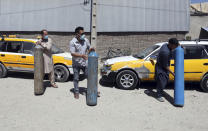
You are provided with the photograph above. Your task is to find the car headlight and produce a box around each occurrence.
[105,65,112,70]
[101,64,112,73]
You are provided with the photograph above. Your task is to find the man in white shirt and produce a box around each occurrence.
[69,27,94,99]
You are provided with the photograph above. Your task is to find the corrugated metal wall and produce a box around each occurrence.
[0,0,190,32]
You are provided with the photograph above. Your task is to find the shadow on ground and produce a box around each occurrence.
[6,72,87,82]
[99,78,204,107]
[99,78,203,92]
[144,89,175,105]
[70,87,87,96]
[7,72,34,79]
[5,72,89,96]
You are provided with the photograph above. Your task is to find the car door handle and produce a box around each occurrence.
[21,56,26,58]
[171,64,175,66]
[0,54,5,57]
[203,63,208,66]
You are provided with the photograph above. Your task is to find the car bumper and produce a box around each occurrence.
[100,67,117,83]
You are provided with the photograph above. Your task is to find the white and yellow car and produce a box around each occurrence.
[0,35,72,82]
[101,40,208,92]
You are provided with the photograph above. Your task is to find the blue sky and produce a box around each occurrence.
[191,0,208,3]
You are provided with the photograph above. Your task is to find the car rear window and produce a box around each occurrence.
[6,41,22,53]
[0,41,7,52]
[183,45,208,59]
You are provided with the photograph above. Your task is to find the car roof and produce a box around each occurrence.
[0,38,38,43]
[155,41,208,46]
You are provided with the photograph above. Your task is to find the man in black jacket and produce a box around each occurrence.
[155,38,179,102]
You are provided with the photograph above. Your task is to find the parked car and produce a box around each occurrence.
[101,40,208,92]
[0,35,72,82]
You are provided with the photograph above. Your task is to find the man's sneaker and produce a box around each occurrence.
[156,97,165,102]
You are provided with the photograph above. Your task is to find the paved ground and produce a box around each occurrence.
[0,72,208,131]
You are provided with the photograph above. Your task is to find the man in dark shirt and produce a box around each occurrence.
[155,38,179,102]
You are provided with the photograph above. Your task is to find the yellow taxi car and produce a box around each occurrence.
[101,40,208,92]
[0,35,72,82]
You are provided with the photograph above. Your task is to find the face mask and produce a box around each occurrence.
[44,35,49,40]
[80,34,85,41]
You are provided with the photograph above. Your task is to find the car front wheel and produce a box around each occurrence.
[200,74,208,92]
[116,70,139,90]
[54,65,69,82]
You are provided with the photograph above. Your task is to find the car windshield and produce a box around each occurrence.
[133,45,160,59]
[51,44,64,54]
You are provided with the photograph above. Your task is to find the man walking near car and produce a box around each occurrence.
[155,38,179,102]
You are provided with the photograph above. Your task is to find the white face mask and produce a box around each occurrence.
[80,34,85,41]
[44,35,48,40]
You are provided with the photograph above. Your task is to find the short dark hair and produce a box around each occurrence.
[168,38,179,46]
[40,29,47,35]
[75,26,84,34]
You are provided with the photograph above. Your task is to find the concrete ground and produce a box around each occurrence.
[0,72,208,131]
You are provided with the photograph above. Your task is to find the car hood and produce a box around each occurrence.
[104,56,138,65]
[53,52,72,59]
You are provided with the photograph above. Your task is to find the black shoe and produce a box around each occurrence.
[74,93,79,99]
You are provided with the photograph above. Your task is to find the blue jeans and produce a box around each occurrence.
[73,65,88,94]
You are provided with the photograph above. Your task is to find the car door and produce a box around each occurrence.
[18,42,35,71]
[203,45,208,74]
[143,50,159,81]
[144,50,175,81]
[2,41,22,70]
[0,41,7,63]
[177,45,208,81]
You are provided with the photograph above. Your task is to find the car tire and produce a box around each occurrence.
[54,65,69,82]
[0,63,7,78]
[116,70,139,90]
[200,74,208,92]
